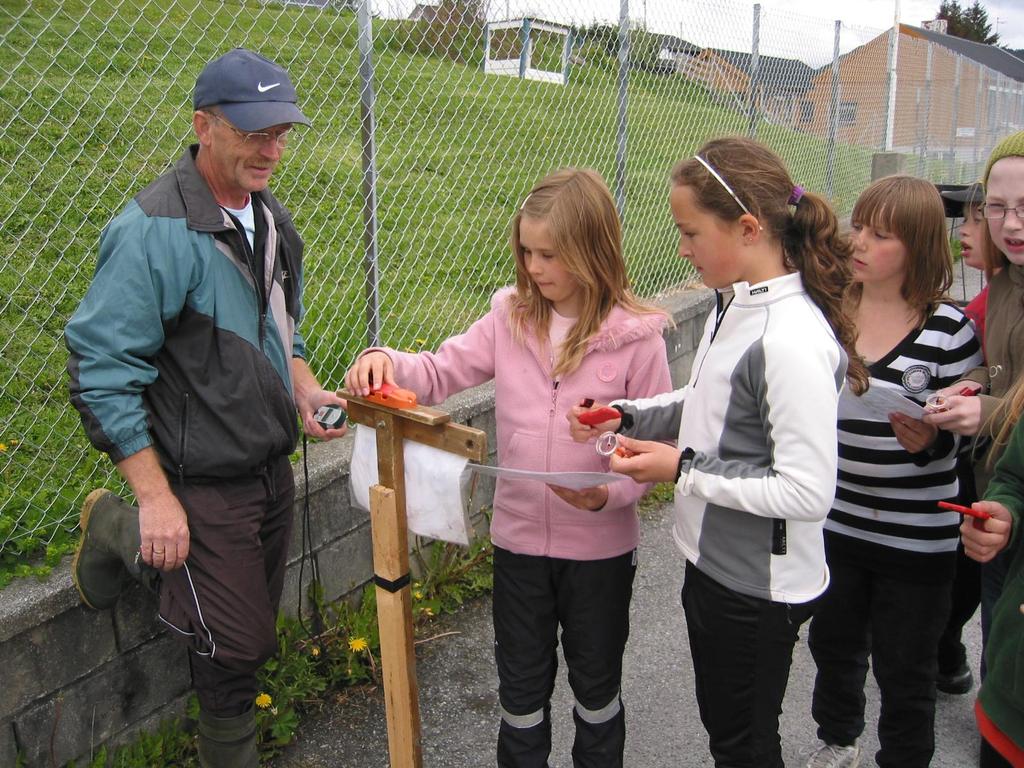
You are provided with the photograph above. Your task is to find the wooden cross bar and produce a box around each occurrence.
[344,391,487,768]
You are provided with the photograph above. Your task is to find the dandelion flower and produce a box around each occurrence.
[422,607,434,617]
[310,646,321,657]
[0,444,7,452]
[255,692,272,709]
[349,636,369,652]
[414,590,423,600]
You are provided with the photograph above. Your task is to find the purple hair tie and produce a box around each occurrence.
[788,185,805,206]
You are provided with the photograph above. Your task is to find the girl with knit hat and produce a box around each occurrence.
[926,129,1024,767]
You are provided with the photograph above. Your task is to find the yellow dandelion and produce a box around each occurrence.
[414,590,423,600]
[255,692,272,709]
[416,338,427,345]
[310,646,321,657]
[349,636,369,652]
[422,607,434,616]
[0,443,7,452]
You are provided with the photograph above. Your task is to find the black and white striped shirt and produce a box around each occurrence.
[827,301,983,582]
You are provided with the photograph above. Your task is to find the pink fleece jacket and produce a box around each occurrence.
[373,287,672,560]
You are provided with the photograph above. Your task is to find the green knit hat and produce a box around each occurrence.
[984,130,1024,187]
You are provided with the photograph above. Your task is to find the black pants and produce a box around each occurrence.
[159,456,294,717]
[492,546,636,768]
[681,561,813,768]
[939,457,981,675]
[808,559,950,768]
[937,542,981,674]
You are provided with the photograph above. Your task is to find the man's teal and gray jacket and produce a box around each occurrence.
[66,146,305,480]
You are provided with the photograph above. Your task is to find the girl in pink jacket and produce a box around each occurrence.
[346,168,672,768]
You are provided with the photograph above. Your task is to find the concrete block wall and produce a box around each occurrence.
[0,287,712,766]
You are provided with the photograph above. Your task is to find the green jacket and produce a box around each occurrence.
[980,414,1024,749]
[66,146,305,479]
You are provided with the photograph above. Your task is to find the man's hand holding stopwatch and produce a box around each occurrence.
[608,437,681,484]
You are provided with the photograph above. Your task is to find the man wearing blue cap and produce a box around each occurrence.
[64,48,346,767]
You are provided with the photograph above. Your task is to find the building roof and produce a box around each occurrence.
[655,34,703,56]
[899,24,1024,83]
[709,48,817,93]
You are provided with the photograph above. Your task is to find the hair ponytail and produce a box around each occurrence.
[785,191,868,394]
[673,136,868,394]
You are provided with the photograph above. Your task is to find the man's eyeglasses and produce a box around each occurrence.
[205,113,291,149]
[982,203,1024,221]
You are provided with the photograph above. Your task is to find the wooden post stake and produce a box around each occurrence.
[346,393,487,768]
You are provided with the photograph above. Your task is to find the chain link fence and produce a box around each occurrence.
[1,0,1021,575]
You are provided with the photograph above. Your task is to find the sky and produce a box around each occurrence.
[755,0,1023,49]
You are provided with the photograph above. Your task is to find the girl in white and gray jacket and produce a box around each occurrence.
[570,137,868,768]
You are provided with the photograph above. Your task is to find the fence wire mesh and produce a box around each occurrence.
[1,0,1021,573]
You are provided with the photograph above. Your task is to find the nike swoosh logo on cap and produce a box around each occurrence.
[257,82,280,92]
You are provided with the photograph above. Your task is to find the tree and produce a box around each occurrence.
[937,1,966,38]
[935,0,999,44]
[961,0,998,44]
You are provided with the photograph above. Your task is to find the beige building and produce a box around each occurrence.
[801,24,1024,161]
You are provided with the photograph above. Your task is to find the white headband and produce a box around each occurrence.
[693,154,753,217]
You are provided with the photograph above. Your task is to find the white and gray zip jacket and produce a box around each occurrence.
[616,272,847,604]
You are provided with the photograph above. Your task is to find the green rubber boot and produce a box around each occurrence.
[198,707,259,768]
[71,489,143,609]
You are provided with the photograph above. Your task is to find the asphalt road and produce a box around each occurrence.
[274,499,982,768]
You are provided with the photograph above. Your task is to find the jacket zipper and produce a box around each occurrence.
[224,212,267,347]
[691,290,731,388]
[544,378,559,554]
[177,392,190,482]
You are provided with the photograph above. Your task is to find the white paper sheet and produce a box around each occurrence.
[467,463,631,490]
[350,425,473,545]
[837,384,925,422]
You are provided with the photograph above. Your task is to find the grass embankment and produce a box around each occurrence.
[0,0,874,583]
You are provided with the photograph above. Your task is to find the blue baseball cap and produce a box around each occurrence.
[193,48,310,131]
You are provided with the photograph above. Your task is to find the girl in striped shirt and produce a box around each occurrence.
[804,176,983,768]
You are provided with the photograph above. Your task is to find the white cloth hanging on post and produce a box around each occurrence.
[350,425,474,545]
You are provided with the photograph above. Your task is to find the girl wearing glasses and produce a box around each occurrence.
[926,129,1024,768]
[569,136,867,767]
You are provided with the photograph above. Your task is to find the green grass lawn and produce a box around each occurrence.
[0,0,880,584]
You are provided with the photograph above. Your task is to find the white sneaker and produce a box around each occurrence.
[804,740,861,768]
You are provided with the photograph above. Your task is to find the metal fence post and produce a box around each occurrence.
[519,18,532,79]
[973,63,984,176]
[997,73,1006,137]
[357,0,381,347]
[919,42,932,176]
[884,19,899,150]
[948,54,961,179]
[483,21,491,71]
[825,19,841,199]
[747,3,761,138]
[614,0,629,218]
